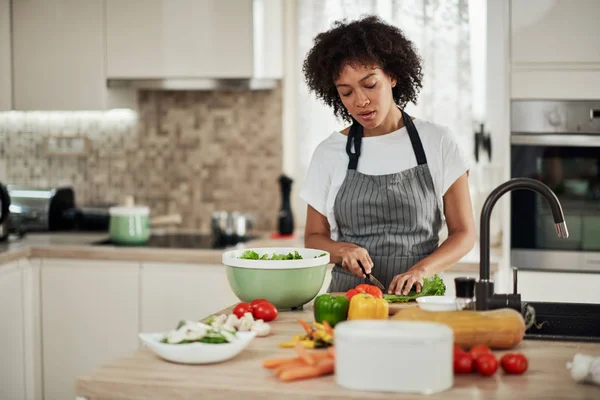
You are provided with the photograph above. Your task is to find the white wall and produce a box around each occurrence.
[485,0,511,292]
[0,0,11,110]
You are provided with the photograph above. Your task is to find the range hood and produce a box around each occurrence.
[104,0,282,91]
[106,78,279,91]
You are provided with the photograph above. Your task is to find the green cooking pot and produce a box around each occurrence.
[108,206,150,245]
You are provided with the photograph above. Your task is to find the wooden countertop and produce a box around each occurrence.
[75,305,600,400]
[0,232,501,272]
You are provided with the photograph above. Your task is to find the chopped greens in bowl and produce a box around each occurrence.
[160,320,238,345]
[238,250,327,260]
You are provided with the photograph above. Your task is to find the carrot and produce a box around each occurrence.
[278,358,335,382]
[322,320,334,336]
[262,357,300,369]
[298,319,313,335]
[274,360,309,376]
[279,365,323,382]
[315,357,335,374]
[295,342,315,365]
[327,346,336,359]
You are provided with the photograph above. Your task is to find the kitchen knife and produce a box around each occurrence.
[357,260,385,291]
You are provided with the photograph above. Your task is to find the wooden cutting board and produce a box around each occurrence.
[330,292,418,315]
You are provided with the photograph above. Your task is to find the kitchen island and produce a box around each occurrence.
[75,305,600,400]
[0,232,507,400]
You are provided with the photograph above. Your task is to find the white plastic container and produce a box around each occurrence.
[416,295,463,311]
[334,320,454,394]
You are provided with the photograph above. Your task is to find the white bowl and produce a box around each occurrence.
[416,296,461,311]
[139,331,256,364]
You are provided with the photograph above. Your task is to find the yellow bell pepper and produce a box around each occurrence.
[348,293,389,320]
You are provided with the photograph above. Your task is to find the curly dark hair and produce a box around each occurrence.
[302,15,423,122]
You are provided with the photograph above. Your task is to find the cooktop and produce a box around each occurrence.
[92,233,257,249]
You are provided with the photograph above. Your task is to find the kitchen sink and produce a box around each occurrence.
[523,301,600,343]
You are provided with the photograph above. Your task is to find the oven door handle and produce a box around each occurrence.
[511,134,600,147]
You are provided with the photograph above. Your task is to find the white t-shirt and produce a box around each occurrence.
[299,119,471,241]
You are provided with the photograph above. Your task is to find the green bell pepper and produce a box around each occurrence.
[313,294,349,327]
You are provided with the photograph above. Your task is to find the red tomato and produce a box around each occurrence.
[232,302,252,318]
[454,344,467,357]
[345,288,360,301]
[469,344,493,360]
[454,352,474,374]
[253,302,278,322]
[501,353,529,375]
[355,284,383,298]
[250,299,269,314]
[475,353,498,376]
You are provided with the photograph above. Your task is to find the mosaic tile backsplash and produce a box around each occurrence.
[0,86,283,232]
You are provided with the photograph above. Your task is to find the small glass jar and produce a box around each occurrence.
[454,277,476,310]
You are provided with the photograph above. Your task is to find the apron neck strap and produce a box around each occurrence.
[344,110,428,170]
[402,109,428,165]
[346,120,362,170]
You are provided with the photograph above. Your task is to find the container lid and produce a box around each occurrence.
[335,320,453,342]
[109,206,150,216]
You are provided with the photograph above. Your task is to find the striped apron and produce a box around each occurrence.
[328,110,443,292]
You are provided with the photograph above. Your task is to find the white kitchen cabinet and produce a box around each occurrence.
[510,0,600,99]
[0,0,11,110]
[140,262,240,332]
[41,258,140,400]
[21,258,43,400]
[517,270,600,304]
[11,0,106,110]
[511,0,600,66]
[0,261,26,400]
[105,0,283,80]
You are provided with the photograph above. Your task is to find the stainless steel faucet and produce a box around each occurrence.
[476,177,568,311]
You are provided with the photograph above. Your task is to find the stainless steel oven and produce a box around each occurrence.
[511,100,600,273]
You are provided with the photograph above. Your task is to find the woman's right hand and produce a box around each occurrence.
[339,245,374,278]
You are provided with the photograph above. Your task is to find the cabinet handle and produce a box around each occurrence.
[590,109,600,120]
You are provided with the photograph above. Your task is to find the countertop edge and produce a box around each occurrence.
[0,234,503,273]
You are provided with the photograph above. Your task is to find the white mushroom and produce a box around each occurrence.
[211,314,228,328]
[238,318,254,332]
[224,314,240,332]
[251,321,271,337]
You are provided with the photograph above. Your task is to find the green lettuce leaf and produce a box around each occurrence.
[383,274,446,303]
[239,250,304,260]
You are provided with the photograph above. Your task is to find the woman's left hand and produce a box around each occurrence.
[388,267,427,295]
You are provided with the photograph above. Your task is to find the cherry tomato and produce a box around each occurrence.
[501,353,529,375]
[454,344,467,357]
[475,353,498,376]
[454,352,474,374]
[253,302,278,322]
[355,284,383,298]
[250,298,269,314]
[232,302,252,318]
[469,344,493,360]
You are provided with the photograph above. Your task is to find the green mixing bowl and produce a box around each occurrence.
[222,247,330,311]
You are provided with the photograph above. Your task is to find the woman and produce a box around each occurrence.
[299,16,476,296]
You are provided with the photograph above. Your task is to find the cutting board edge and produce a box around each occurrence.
[328,292,418,315]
